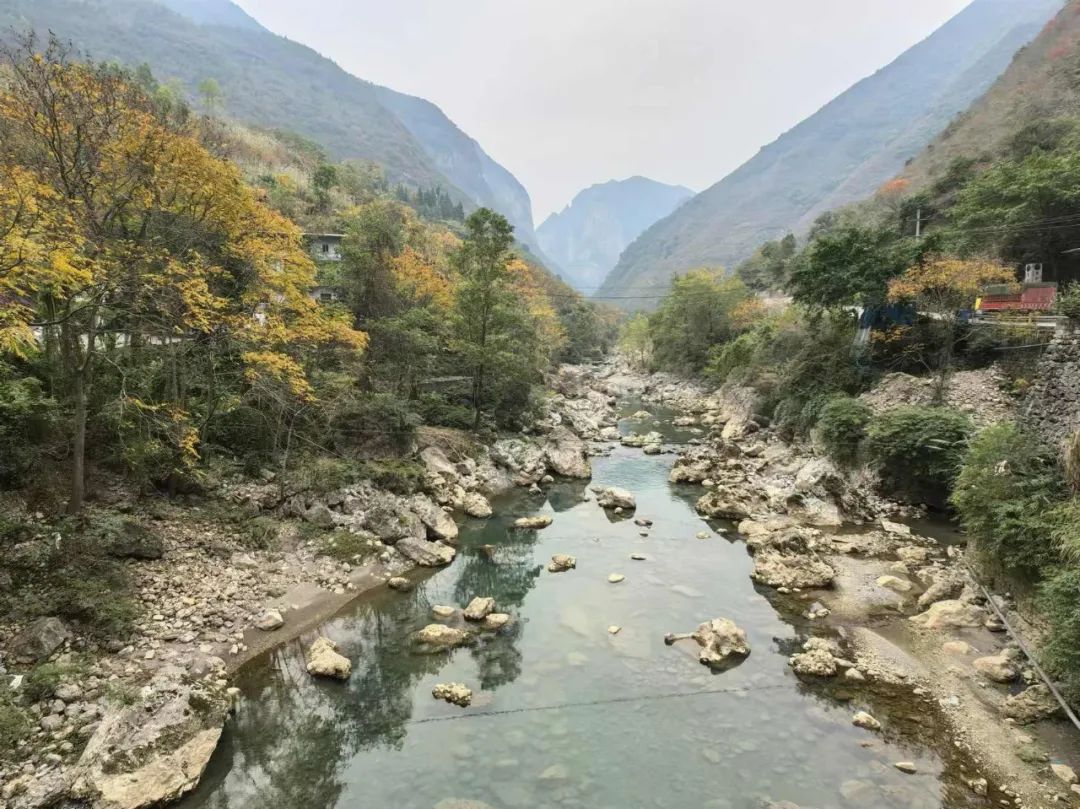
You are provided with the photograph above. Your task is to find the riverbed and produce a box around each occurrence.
[178,404,984,809]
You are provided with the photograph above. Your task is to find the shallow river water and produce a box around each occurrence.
[178,404,983,809]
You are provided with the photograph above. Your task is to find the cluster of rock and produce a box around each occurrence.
[859,369,1015,429]
[4,664,231,809]
[742,524,837,590]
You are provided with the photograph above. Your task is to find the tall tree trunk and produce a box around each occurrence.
[68,369,86,515]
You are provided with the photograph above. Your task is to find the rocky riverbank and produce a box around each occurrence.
[597,363,1079,808]
[0,367,619,809]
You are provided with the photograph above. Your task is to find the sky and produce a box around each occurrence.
[232,0,973,225]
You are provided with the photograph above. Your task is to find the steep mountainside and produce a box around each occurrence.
[537,177,693,291]
[601,0,1065,307]
[903,0,1080,188]
[0,0,543,251]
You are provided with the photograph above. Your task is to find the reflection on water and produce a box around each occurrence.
[179,403,988,809]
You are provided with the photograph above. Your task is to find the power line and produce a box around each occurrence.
[407,680,791,726]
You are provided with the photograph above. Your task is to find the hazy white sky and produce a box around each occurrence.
[233,0,973,224]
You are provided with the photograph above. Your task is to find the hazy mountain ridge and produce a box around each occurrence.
[902,0,1080,189]
[0,0,542,251]
[600,0,1065,308]
[537,177,693,292]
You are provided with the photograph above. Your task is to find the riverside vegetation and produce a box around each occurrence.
[617,107,1080,707]
[0,38,618,803]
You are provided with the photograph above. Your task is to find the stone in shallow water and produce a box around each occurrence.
[463,597,495,621]
[608,573,625,583]
[414,624,471,648]
[432,682,473,707]
[306,637,351,680]
[608,625,622,635]
[514,515,553,530]
[483,613,510,630]
[548,554,576,573]
[432,605,456,619]
[852,711,881,731]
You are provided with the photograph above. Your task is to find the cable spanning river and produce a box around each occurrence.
[178,403,976,809]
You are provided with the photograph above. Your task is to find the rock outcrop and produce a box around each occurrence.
[306,637,352,680]
[68,666,230,809]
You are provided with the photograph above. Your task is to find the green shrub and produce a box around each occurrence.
[0,372,60,487]
[1039,567,1080,701]
[319,530,375,563]
[0,692,29,754]
[817,396,872,466]
[412,393,474,430]
[867,406,972,506]
[951,423,1066,578]
[329,393,418,454]
[1058,283,1080,322]
[286,455,353,495]
[23,660,88,703]
[355,459,426,495]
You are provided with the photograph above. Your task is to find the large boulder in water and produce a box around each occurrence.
[7,617,70,663]
[543,426,591,479]
[597,487,636,510]
[414,624,471,649]
[306,637,352,680]
[69,666,230,809]
[691,618,750,669]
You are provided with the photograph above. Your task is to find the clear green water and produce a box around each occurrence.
[179,404,984,809]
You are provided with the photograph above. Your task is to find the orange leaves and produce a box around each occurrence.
[888,255,1016,307]
[879,178,911,198]
[391,246,453,310]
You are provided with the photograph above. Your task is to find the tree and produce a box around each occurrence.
[312,164,338,212]
[0,39,365,510]
[619,313,652,370]
[789,224,927,309]
[887,255,1014,399]
[452,209,521,429]
[736,234,797,291]
[197,77,224,115]
[649,271,752,374]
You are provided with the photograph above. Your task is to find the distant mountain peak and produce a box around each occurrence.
[537,177,693,292]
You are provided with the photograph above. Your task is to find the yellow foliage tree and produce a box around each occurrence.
[0,39,365,510]
[888,255,1016,400]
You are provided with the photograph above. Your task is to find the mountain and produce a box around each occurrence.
[600,0,1065,308]
[536,177,694,292]
[902,0,1080,189]
[0,0,543,252]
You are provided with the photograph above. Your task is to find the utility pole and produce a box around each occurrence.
[915,207,923,240]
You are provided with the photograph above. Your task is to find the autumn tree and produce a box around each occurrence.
[887,255,1015,400]
[0,39,364,510]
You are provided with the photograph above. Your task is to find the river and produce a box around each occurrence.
[178,402,984,809]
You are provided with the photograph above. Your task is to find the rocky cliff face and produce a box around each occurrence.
[537,177,693,292]
[600,0,1065,309]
